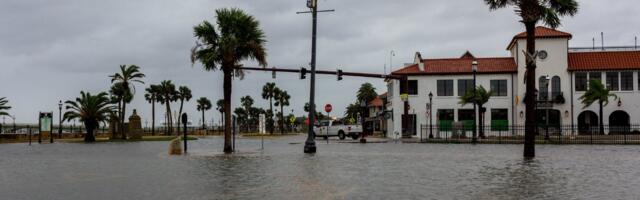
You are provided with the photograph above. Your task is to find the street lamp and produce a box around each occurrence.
[58,100,63,139]
[389,50,396,73]
[428,92,433,139]
[544,75,550,140]
[360,99,368,143]
[472,60,478,144]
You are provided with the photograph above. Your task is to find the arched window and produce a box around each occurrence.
[539,76,549,100]
[551,76,561,96]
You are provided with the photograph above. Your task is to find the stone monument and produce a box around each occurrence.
[128,109,143,139]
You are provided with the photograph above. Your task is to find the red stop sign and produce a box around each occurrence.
[325,104,332,113]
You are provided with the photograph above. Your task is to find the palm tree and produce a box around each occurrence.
[274,90,290,134]
[176,86,192,133]
[0,97,11,117]
[459,86,493,139]
[63,91,114,142]
[191,8,267,153]
[196,97,212,130]
[109,64,145,139]
[216,99,225,131]
[144,84,160,135]
[240,95,254,131]
[579,80,617,135]
[262,82,278,134]
[156,80,177,135]
[484,0,578,157]
[357,83,377,134]
[109,82,132,138]
[344,102,360,124]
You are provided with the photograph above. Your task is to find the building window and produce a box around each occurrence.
[437,109,454,131]
[457,79,474,96]
[490,80,508,96]
[589,72,601,83]
[539,76,549,100]
[575,72,587,91]
[551,76,561,96]
[458,109,476,131]
[437,80,453,96]
[606,72,619,91]
[491,109,509,131]
[621,71,633,91]
[399,80,418,95]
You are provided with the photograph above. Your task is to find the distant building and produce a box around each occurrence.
[386,26,640,138]
[367,93,388,136]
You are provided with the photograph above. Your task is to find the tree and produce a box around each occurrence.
[109,82,132,138]
[274,89,290,134]
[262,82,278,134]
[144,84,160,135]
[459,86,493,139]
[63,91,114,142]
[176,86,193,133]
[109,64,145,139]
[0,97,11,116]
[240,95,255,131]
[304,102,325,122]
[344,102,360,124]
[216,99,225,130]
[579,80,617,135]
[196,97,212,130]
[156,80,177,135]
[191,8,267,153]
[357,83,378,104]
[484,0,578,158]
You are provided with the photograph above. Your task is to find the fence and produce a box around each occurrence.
[419,124,640,144]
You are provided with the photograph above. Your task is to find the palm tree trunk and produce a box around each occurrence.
[479,108,485,139]
[165,100,172,135]
[280,104,284,134]
[269,98,274,135]
[121,99,127,140]
[151,98,155,136]
[599,101,604,135]
[178,100,184,134]
[85,122,95,143]
[223,69,233,153]
[523,22,537,158]
[202,110,206,130]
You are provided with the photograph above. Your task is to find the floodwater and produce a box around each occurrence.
[1,135,640,200]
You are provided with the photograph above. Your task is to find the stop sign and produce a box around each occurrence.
[325,104,332,113]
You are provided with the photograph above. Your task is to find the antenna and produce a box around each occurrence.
[601,32,604,50]
[635,36,637,49]
[592,37,595,50]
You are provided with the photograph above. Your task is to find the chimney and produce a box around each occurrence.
[418,62,425,71]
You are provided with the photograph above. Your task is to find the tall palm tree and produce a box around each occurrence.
[144,84,160,135]
[109,82,132,138]
[579,80,617,135]
[0,97,11,117]
[156,80,177,135]
[191,8,267,153]
[110,64,145,139]
[484,0,578,158]
[262,82,278,134]
[459,86,493,139]
[176,86,192,133]
[344,102,360,124]
[216,99,225,130]
[357,83,377,134]
[240,95,254,131]
[63,91,114,142]
[274,89,290,134]
[196,97,212,130]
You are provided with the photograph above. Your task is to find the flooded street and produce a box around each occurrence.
[1,136,640,199]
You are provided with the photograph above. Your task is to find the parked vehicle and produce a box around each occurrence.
[313,119,362,140]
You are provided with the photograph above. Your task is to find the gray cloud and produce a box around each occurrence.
[1,0,639,124]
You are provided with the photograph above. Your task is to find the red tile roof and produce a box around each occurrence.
[368,96,383,107]
[507,26,572,50]
[391,57,517,75]
[568,51,640,71]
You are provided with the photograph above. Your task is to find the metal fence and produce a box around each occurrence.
[419,124,640,144]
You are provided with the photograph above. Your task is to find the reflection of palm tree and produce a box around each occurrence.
[110,65,145,139]
[579,80,617,135]
[176,86,192,133]
[459,86,493,138]
[157,80,177,135]
[275,90,290,134]
[191,8,267,153]
[63,91,114,142]
[485,0,578,157]
[144,84,160,135]
[197,97,212,130]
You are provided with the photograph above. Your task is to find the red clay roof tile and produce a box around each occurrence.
[568,51,640,71]
[391,57,517,75]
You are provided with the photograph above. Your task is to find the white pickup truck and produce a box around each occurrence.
[313,120,363,140]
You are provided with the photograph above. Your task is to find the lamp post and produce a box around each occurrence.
[389,50,395,73]
[472,60,478,144]
[544,75,550,140]
[58,100,63,139]
[360,99,367,143]
[428,92,433,139]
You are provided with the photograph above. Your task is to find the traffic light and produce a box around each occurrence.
[272,67,276,79]
[300,67,307,79]
[337,69,343,81]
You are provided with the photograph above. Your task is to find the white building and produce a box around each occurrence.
[386,26,640,138]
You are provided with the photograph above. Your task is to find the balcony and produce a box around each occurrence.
[538,92,565,104]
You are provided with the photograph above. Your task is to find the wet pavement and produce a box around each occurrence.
[1,135,640,199]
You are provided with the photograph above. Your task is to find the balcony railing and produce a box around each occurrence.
[538,92,565,103]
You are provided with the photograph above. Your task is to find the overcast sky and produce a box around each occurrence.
[1,0,639,124]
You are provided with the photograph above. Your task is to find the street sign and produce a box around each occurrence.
[324,104,332,113]
[289,116,296,124]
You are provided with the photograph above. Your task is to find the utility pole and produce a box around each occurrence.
[298,0,334,154]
